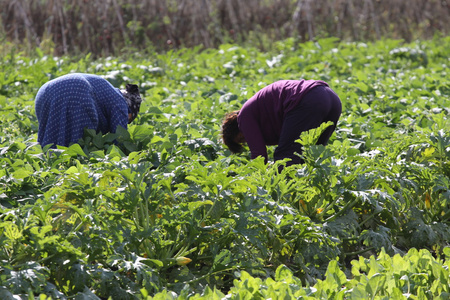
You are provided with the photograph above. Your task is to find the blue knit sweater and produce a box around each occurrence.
[35,73,128,148]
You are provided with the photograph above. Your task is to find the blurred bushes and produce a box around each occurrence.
[1,0,448,57]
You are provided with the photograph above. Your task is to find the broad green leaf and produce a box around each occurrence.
[65,166,79,174]
[275,265,294,282]
[12,168,32,179]
[66,143,87,157]
[188,200,214,212]
[4,223,22,240]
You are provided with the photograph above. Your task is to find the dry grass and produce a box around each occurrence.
[1,0,448,56]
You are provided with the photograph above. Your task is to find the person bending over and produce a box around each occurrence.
[222,79,342,166]
[35,73,142,148]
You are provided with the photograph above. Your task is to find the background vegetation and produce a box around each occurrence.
[1,0,448,56]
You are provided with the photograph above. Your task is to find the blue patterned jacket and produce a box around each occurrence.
[35,73,128,148]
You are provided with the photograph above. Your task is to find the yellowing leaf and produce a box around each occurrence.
[424,192,431,209]
[299,200,307,211]
[422,147,435,158]
[176,256,192,266]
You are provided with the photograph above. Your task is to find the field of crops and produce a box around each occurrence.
[1,36,450,299]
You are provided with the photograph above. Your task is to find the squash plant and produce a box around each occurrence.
[1,36,449,298]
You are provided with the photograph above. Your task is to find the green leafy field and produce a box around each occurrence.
[1,37,449,299]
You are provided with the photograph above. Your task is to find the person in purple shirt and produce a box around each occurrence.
[221,80,342,167]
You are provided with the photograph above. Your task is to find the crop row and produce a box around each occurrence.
[0,36,449,298]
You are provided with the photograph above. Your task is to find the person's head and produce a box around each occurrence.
[121,83,143,123]
[222,110,245,153]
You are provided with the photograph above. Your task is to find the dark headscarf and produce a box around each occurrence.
[121,83,143,123]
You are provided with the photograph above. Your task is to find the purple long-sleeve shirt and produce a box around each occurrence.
[237,80,328,160]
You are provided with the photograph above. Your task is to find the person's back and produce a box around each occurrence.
[237,80,330,160]
[35,73,141,148]
[222,79,341,167]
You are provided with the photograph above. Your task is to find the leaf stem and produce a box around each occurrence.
[358,211,379,227]
[166,266,237,287]
[324,197,360,223]
[345,247,375,257]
